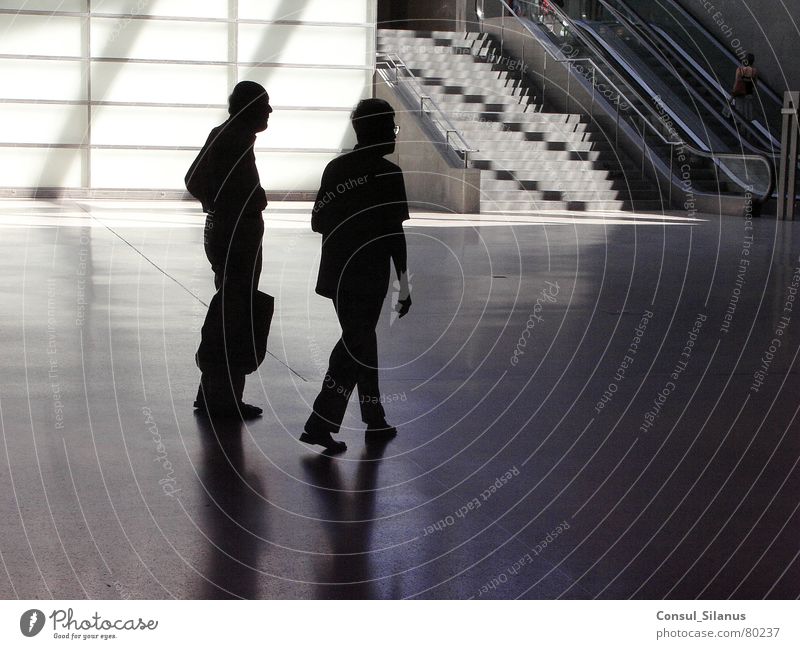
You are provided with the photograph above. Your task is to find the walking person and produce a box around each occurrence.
[185,81,273,419]
[302,99,412,453]
[732,53,758,122]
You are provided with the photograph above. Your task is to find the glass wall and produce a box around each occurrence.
[0,0,376,193]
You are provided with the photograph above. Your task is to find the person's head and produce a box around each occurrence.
[744,52,755,66]
[228,81,272,132]
[351,98,397,154]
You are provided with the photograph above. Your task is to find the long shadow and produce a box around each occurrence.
[300,439,392,599]
[195,414,269,599]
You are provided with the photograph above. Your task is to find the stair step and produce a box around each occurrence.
[481,178,655,191]
[482,199,666,212]
[378,29,485,40]
[470,148,622,162]
[470,158,640,172]
[480,188,659,200]
[450,120,592,135]
[381,28,672,213]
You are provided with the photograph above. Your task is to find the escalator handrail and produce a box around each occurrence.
[575,20,708,151]
[594,0,775,155]
[502,1,682,149]
[649,24,780,149]
[661,0,784,107]
[495,0,774,201]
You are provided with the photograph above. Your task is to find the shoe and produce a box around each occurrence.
[195,400,262,421]
[365,419,397,443]
[237,402,263,419]
[300,428,347,454]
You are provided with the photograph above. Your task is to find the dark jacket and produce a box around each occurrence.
[185,120,267,216]
[312,147,409,299]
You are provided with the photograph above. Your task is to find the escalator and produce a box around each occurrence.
[497,0,775,204]
[601,0,784,146]
[555,0,776,158]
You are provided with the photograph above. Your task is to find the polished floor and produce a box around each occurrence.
[0,199,798,599]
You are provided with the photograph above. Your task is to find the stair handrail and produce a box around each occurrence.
[492,0,774,201]
[376,52,478,167]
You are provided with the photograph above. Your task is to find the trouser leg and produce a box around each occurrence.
[197,369,243,411]
[200,215,263,408]
[349,296,385,424]
[306,293,385,432]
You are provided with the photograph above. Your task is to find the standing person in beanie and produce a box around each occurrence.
[186,81,273,419]
[732,53,759,122]
[301,98,412,453]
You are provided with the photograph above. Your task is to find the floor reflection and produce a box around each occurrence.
[195,414,269,599]
[301,439,393,599]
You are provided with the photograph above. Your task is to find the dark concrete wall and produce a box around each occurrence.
[378,0,464,31]
[675,0,800,94]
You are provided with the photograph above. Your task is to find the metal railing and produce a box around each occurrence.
[488,0,773,202]
[376,52,478,168]
[593,0,776,156]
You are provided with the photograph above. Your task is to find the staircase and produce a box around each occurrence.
[378,29,666,212]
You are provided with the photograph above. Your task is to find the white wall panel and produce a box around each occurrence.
[0,147,83,187]
[0,0,85,9]
[0,14,83,57]
[91,0,228,19]
[91,17,228,61]
[91,105,228,146]
[0,59,86,101]
[263,110,355,150]
[240,67,371,109]
[0,0,374,191]
[91,62,229,104]
[256,151,337,191]
[0,104,88,144]
[238,0,368,23]
[91,148,194,188]
[238,24,370,66]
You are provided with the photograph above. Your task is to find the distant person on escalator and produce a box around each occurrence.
[732,53,758,122]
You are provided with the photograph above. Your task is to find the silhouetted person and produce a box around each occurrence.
[733,53,758,122]
[301,99,412,453]
[186,81,273,419]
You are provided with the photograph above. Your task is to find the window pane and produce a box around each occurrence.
[91,148,194,188]
[90,17,228,62]
[0,147,83,187]
[263,110,354,150]
[238,0,368,23]
[239,67,371,109]
[0,59,86,101]
[255,151,337,190]
[0,103,87,144]
[91,61,230,104]
[91,0,227,19]
[238,24,370,66]
[91,105,227,146]
[0,14,83,57]
[0,0,85,12]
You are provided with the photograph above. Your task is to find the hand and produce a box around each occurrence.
[394,295,412,318]
[398,272,411,301]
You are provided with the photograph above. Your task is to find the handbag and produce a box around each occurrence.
[732,68,748,97]
[196,289,274,375]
